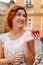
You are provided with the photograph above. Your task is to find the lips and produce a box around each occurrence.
[17,20,23,25]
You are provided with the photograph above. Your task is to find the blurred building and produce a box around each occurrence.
[0,0,43,36]
[0,0,15,32]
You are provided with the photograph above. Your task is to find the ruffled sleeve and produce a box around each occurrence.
[25,31,32,39]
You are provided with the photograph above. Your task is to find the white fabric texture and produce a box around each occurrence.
[0,31,32,65]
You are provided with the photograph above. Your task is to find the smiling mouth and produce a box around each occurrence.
[17,20,24,24]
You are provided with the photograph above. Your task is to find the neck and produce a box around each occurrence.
[11,27,24,35]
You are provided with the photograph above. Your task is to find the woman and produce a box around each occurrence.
[0,5,35,65]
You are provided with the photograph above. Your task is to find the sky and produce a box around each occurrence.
[0,0,10,3]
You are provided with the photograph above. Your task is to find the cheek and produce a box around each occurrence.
[24,17,27,21]
[24,21,27,26]
[24,19,27,23]
[13,17,17,22]
[12,19,16,25]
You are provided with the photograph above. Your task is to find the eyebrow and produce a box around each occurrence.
[17,12,26,15]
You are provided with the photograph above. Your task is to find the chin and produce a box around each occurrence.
[17,23,24,28]
[18,24,23,27]
[18,25,23,28]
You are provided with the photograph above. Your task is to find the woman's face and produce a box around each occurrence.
[12,9,27,29]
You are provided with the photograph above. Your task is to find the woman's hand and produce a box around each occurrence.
[12,53,24,62]
[0,52,24,64]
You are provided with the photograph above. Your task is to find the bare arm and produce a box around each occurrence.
[0,41,13,64]
[0,42,4,58]
[23,38,35,65]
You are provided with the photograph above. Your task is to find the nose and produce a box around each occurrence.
[20,15,25,20]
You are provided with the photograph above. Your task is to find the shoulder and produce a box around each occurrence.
[0,33,9,47]
[25,30,32,36]
[0,32,9,41]
[23,30,33,40]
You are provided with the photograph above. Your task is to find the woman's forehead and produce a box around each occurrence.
[16,9,26,15]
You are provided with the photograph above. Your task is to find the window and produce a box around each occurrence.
[26,18,33,30]
[41,17,43,30]
[24,0,33,5]
[0,0,10,3]
[10,0,16,3]
[0,0,16,3]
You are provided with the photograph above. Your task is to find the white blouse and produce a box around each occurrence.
[0,31,32,65]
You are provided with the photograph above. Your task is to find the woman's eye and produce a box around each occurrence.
[23,15,26,17]
[17,13,21,16]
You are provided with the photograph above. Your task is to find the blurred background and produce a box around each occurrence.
[0,0,43,36]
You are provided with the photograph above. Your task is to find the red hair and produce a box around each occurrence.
[5,5,27,32]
